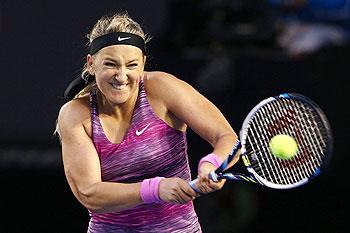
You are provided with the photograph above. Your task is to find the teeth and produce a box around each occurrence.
[111,83,127,90]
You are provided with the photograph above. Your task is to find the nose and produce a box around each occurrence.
[114,67,127,82]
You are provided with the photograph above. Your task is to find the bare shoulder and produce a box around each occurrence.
[57,96,91,135]
[143,71,174,81]
[142,71,194,130]
[144,71,186,85]
[143,71,192,99]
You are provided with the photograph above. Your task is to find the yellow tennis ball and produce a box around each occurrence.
[269,134,298,160]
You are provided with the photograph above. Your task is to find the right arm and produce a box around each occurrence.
[57,99,196,213]
[57,99,143,213]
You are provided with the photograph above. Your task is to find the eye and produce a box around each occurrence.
[104,62,116,67]
[127,63,138,68]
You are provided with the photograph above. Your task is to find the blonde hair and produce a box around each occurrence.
[75,12,150,99]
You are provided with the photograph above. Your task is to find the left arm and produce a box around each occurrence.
[145,72,239,192]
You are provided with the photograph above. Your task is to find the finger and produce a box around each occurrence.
[208,181,222,190]
[204,176,218,191]
[182,182,200,197]
[197,178,215,193]
[170,181,195,204]
[208,179,226,190]
[171,199,181,204]
[172,190,191,204]
[178,184,197,202]
[199,175,212,187]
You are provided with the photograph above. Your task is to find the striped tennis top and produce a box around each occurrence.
[87,80,201,233]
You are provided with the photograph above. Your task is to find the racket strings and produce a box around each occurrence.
[272,100,310,183]
[249,103,293,185]
[263,102,296,183]
[293,102,319,163]
[278,99,326,181]
[246,124,276,182]
[248,111,283,183]
[263,103,297,183]
[291,100,327,171]
[275,100,316,182]
[273,99,324,183]
[245,98,329,186]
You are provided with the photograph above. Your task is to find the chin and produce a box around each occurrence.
[109,95,130,105]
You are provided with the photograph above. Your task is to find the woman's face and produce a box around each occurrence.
[88,45,145,106]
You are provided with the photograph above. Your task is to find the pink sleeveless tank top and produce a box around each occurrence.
[87,80,201,232]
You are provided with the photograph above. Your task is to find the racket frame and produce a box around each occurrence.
[201,93,333,190]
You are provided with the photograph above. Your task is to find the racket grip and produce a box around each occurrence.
[189,178,200,193]
[189,172,219,193]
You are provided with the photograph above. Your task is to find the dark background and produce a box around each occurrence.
[1,0,349,232]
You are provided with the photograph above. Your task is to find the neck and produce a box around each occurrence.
[97,88,139,120]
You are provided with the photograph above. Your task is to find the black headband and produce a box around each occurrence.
[90,32,146,55]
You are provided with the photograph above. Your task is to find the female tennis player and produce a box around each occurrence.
[56,12,239,232]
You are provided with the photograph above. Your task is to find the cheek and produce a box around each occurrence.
[99,69,113,78]
[95,73,110,89]
[95,70,112,83]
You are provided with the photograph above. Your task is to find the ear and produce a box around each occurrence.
[87,54,94,75]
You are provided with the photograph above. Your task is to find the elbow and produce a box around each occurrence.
[79,192,128,214]
[225,131,238,141]
[214,132,237,144]
[227,131,238,140]
[76,185,105,214]
[81,199,104,214]
[86,205,105,214]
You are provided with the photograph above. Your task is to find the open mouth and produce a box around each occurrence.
[110,83,128,90]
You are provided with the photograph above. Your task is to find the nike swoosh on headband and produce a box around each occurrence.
[118,36,131,41]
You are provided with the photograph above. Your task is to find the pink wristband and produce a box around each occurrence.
[140,177,165,204]
[198,153,222,173]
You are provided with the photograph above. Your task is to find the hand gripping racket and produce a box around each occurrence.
[190,93,333,190]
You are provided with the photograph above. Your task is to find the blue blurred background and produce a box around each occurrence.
[1,0,349,232]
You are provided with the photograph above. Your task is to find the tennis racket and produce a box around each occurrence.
[190,93,333,190]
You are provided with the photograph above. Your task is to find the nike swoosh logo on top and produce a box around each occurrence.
[135,123,151,136]
[118,36,131,42]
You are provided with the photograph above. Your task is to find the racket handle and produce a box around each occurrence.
[189,172,219,193]
[189,178,200,193]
